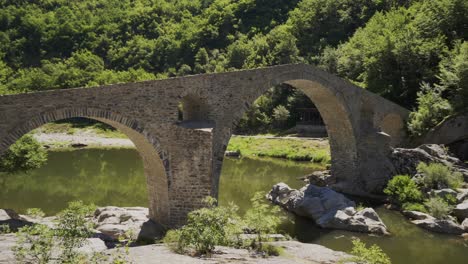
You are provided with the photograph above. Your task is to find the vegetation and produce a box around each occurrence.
[402,202,427,213]
[0,0,465,136]
[0,135,47,174]
[424,197,453,219]
[164,193,283,257]
[345,238,391,264]
[227,136,330,163]
[12,201,131,264]
[417,162,464,189]
[383,175,423,205]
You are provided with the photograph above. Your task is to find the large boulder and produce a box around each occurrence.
[268,183,388,235]
[462,218,468,231]
[390,144,468,183]
[456,189,468,203]
[403,211,465,235]
[453,200,468,220]
[93,207,165,242]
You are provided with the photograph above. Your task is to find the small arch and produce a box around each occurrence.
[178,94,210,122]
[0,107,171,226]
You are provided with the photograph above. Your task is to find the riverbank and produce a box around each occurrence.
[31,129,331,164]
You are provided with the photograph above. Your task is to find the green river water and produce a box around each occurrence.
[0,149,467,263]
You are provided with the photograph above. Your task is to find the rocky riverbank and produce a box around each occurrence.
[0,207,352,264]
[33,133,135,149]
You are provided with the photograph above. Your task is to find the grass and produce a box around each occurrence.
[227,136,330,164]
[33,119,127,139]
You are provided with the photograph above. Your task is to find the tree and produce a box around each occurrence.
[0,135,47,174]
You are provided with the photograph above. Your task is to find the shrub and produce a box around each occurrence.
[244,192,283,252]
[26,208,46,218]
[347,238,391,264]
[0,134,47,173]
[0,224,10,234]
[424,197,453,219]
[402,202,427,213]
[13,224,54,264]
[417,162,463,189]
[164,197,243,256]
[384,175,423,205]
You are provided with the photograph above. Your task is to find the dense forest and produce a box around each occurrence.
[0,0,466,135]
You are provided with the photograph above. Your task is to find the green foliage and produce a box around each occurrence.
[402,202,427,213]
[13,224,54,264]
[13,201,98,264]
[26,208,46,218]
[347,238,391,264]
[244,192,282,251]
[424,197,453,219]
[226,136,330,164]
[164,197,243,255]
[55,201,96,263]
[383,175,423,205]
[407,83,453,137]
[417,162,464,189]
[0,224,10,234]
[0,135,47,174]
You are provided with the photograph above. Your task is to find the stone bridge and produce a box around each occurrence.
[0,64,409,227]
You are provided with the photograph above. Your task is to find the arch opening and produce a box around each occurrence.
[0,109,170,226]
[213,77,359,201]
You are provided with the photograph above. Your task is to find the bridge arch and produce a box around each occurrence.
[213,73,359,197]
[0,107,171,226]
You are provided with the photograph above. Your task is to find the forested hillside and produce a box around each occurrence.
[0,0,466,135]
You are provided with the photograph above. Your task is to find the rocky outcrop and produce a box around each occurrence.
[267,183,388,235]
[462,218,468,231]
[453,200,468,220]
[93,206,165,242]
[390,144,468,183]
[303,170,336,187]
[402,211,465,235]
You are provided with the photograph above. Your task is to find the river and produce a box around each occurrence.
[0,148,467,263]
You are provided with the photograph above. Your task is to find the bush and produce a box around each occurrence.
[244,192,283,252]
[0,224,10,234]
[13,224,54,264]
[417,162,463,189]
[26,208,46,218]
[424,197,453,219]
[163,197,243,256]
[0,135,47,173]
[384,175,423,205]
[402,203,427,213]
[347,238,391,264]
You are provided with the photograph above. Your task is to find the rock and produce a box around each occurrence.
[267,183,388,235]
[412,218,465,235]
[453,200,468,220]
[0,209,32,231]
[456,188,468,203]
[303,170,336,187]
[462,219,468,231]
[402,210,432,220]
[224,150,240,157]
[390,144,468,182]
[93,207,165,241]
[430,189,458,201]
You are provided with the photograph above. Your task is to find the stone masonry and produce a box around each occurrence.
[0,64,409,227]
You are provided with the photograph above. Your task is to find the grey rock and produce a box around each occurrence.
[453,200,468,220]
[412,218,465,235]
[304,170,336,187]
[402,211,432,220]
[224,150,240,157]
[456,189,468,203]
[430,189,458,200]
[462,218,468,231]
[268,183,388,235]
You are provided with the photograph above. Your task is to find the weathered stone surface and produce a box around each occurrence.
[403,211,465,235]
[0,209,32,231]
[224,150,240,157]
[402,210,432,220]
[453,200,468,220]
[390,145,468,181]
[303,170,336,187]
[93,207,165,241]
[430,189,458,200]
[0,64,411,226]
[462,218,468,231]
[456,189,468,203]
[268,183,388,235]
